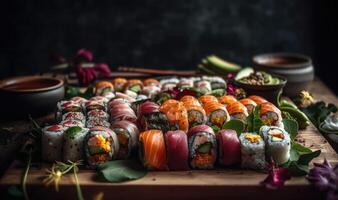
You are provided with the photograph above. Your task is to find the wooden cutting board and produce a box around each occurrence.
[0,78,337,200]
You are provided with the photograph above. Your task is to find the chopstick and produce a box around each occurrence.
[117,66,197,76]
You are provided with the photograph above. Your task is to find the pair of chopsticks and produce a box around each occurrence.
[117,66,197,76]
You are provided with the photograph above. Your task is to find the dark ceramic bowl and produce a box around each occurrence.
[0,76,64,119]
[234,75,287,105]
[253,53,314,97]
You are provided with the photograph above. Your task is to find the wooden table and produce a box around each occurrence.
[0,78,337,200]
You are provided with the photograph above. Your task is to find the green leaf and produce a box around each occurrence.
[7,185,23,198]
[285,142,321,176]
[98,160,147,183]
[246,106,263,133]
[65,126,82,139]
[223,119,245,136]
[282,119,299,141]
[302,101,337,127]
[210,125,220,133]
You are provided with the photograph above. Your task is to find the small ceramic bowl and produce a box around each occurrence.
[253,53,314,97]
[0,76,64,119]
[234,75,287,105]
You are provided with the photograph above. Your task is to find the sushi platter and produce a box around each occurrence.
[0,75,338,200]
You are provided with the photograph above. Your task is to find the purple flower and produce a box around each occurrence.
[94,63,112,78]
[261,162,291,189]
[227,83,236,96]
[75,48,93,63]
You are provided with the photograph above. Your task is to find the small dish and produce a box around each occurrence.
[0,76,65,119]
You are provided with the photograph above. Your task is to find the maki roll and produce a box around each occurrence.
[60,119,85,128]
[86,118,110,128]
[259,102,283,127]
[70,96,88,104]
[112,78,127,92]
[217,129,241,166]
[87,109,110,121]
[239,98,257,114]
[143,78,160,87]
[203,101,230,128]
[42,125,65,162]
[226,102,249,122]
[125,79,143,94]
[218,95,237,106]
[137,101,170,132]
[180,95,206,127]
[160,99,189,132]
[141,85,161,98]
[139,130,168,170]
[90,96,110,104]
[239,133,266,170]
[260,126,291,165]
[56,100,82,120]
[202,76,226,90]
[187,125,217,169]
[115,92,136,103]
[248,95,268,105]
[109,98,137,123]
[195,80,212,94]
[62,126,89,162]
[178,78,194,88]
[165,130,189,170]
[61,112,86,124]
[198,95,218,106]
[111,120,139,159]
[84,100,106,113]
[84,126,119,167]
[95,81,114,96]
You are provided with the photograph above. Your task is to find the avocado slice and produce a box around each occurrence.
[197,142,212,153]
[271,136,283,142]
[206,55,242,72]
[129,85,141,93]
[235,67,254,80]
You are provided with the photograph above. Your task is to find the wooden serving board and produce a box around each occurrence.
[0,78,337,200]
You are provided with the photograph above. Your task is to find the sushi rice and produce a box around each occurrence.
[239,133,266,170]
[62,126,89,162]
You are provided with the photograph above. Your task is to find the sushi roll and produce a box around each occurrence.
[203,101,230,128]
[139,130,168,170]
[90,96,110,104]
[101,91,116,101]
[248,95,268,105]
[84,100,106,113]
[180,95,207,127]
[137,101,170,132]
[87,109,110,121]
[95,81,114,96]
[115,92,136,103]
[141,85,161,98]
[125,89,138,99]
[226,102,249,122]
[86,118,111,128]
[202,76,226,90]
[259,102,283,127]
[84,126,119,167]
[42,124,65,162]
[143,78,160,87]
[160,78,179,86]
[60,119,85,128]
[160,99,189,132]
[111,120,139,159]
[109,98,137,123]
[198,95,218,106]
[61,112,86,124]
[239,133,266,170]
[70,96,88,104]
[187,125,217,169]
[62,126,89,162]
[178,78,194,88]
[259,126,291,165]
[195,80,212,93]
[165,130,189,170]
[124,79,143,94]
[56,100,83,120]
[112,78,127,92]
[217,129,241,166]
[239,98,257,114]
[218,95,237,107]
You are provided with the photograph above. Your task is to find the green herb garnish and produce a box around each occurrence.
[223,119,245,136]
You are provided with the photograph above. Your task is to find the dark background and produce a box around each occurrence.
[1,0,337,93]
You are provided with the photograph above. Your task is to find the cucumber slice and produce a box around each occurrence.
[197,142,212,153]
[235,67,254,80]
[129,85,141,93]
[271,136,283,142]
[198,64,217,75]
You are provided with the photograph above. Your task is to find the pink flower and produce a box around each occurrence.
[261,162,291,189]
[75,63,112,86]
[75,48,94,63]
